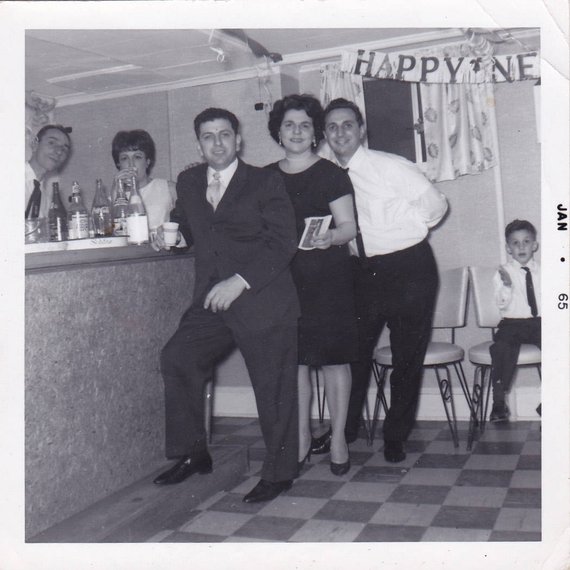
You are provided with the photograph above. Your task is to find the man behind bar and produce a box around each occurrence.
[153,107,301,503]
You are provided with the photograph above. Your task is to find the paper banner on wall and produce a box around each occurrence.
[341,50,540,84]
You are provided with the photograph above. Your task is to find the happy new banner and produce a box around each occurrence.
[341,49,540,84]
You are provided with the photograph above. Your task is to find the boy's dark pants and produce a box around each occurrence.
[490,317,541,401]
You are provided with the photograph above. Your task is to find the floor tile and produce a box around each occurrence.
[431,506,500,529]
[422,527,492,541]
[369,503,440,527]
[288,519,366,542]
[314,499,381,523]
[414,453,470,469]
[489,530,541,541]
[520,441,542,455]
[355,523,426,542]
[463,454,520,471]
[258,496,327,519]
[503,488,541,508]
[493,508,541,532]
[349,450,376,465]
[332,482,397,503]
[145,530,174,542]
[455,469,513,487]
[403,439,431,453]
[480,428,529,442]
[424,440,465,454]
[386,484,451,505]
[232,515,306,541]
[180,510,253,536]
[161,531,225,542]
[233,424,263,437]
[366,451,421,469]
[434,428,470,442]
[208,492,267,515]
[509,470,541,488]
[473,441,525,455]
[300,462,354,482]
[223,535,275,542]
[351,465,409,484]
[407,427,442,441]
[516,455,541,470]
[443,486,508,507]
[526,429,542,441]
[285,479,344,499]
[401,468,460,486]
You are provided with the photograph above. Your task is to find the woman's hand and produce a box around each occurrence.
[310,229,334,250]
[151,225,170,252]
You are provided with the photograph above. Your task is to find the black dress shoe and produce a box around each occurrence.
[489,402,510,423]
[384,440,406,463]
[330,458,351,476]
[242,479,293,503]
[310,428,332,455]
[153,453,213,485]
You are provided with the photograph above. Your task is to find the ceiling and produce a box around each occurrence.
[25,28,539,103]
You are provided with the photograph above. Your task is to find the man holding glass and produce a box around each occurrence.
[154,107,300,504]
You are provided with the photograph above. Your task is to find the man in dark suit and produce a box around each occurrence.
[153,108,300,503]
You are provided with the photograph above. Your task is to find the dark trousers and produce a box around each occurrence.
[347,240,438,443]
[160,304,299,482]
[490,317,541,400]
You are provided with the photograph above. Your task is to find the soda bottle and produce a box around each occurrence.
[112,179,129,237]
[67,181,89,240]
[91,178,113,237]
[48,181,68,241]
[126,175,149,245]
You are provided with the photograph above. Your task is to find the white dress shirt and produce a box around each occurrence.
[494,258,541,318]
[332,146,448,256]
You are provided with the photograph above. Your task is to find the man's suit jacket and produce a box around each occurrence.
[172,159,300,331]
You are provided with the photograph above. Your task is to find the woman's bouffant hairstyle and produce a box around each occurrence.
[112,130,156,172]
[268,94,325,147]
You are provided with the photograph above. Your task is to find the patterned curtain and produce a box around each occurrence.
[420,81,498,182]
[319,62,368,157]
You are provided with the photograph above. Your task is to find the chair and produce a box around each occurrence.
[369,267,474,448]
[466,266,541,450]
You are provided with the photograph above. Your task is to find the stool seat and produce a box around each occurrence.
[375,342,465,367]
[469,341,541,366]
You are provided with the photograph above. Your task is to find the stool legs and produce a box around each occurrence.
[369,361,390,445]
[311,366,326,423]
[434,366,459,448]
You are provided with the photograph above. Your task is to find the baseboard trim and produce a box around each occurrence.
[212,381,541,422]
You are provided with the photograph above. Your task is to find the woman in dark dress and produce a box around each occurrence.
[267,94,358,475]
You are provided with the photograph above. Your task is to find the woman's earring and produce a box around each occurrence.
[312,136,317,148]
[278,134,283,146]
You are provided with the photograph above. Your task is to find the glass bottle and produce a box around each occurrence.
[67,181,89,240]
[48,181,68,242]
[126,175,149,245]
[91,178,113,237]
[112,179,129,237]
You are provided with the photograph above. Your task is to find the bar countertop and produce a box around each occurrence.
[25,242,193,273]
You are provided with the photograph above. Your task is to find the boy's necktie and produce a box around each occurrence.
[25,179,42,219]
[522,267,538,317]
[206,172,222,211]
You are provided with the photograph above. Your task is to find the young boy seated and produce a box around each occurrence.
[489,219,541,422]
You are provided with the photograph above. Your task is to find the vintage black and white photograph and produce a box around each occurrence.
[2,1,569,569]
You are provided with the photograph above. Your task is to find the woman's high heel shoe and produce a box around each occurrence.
[310,427,332,455]
[330,457,351,476]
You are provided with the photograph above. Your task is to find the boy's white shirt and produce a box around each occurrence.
[494,258,541,318]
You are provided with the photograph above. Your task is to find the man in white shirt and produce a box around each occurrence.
[490,219,541,422]
[26,124,72,220]
[323,98,448,463]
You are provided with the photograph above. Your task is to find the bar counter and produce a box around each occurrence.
[25,244,196,539]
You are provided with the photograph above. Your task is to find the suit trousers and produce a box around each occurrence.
[160,304,299,482]
[347,240,439,443]
[490,317,541,398]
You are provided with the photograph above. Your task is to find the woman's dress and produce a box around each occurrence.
[269,158,358,366]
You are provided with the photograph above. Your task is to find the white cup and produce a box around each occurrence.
[162,222,180,247]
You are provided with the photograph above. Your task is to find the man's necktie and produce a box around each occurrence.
[25,179,42,219]
[206,172,222,211]
[343,167,367,262]
[522,267,538,317]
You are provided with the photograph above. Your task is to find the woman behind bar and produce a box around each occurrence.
[266,94,358,475]
[111,129,177,237]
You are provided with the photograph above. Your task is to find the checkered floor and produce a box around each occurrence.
[147,417,541,543]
